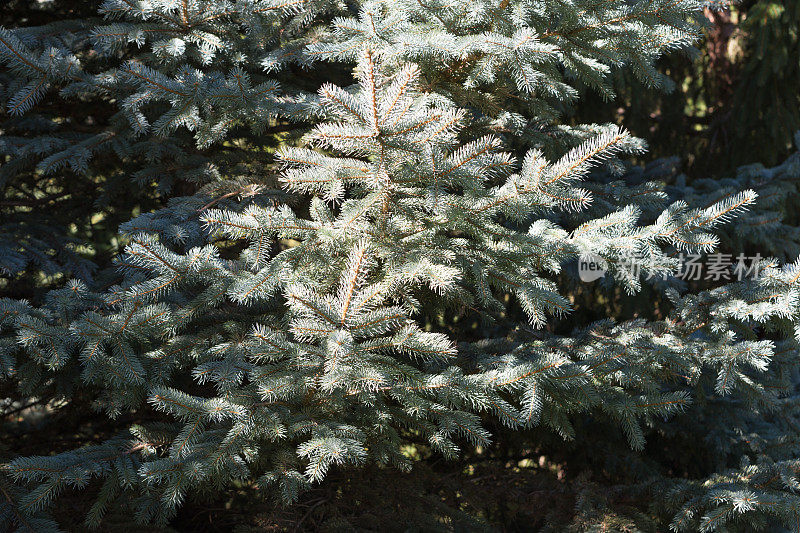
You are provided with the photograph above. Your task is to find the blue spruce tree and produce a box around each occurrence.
[2,0,800,530]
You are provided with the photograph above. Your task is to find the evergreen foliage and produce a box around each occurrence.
[1,0,800,531]
[726,1,800,168]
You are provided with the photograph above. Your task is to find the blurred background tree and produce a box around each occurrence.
[573,0,800,179]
